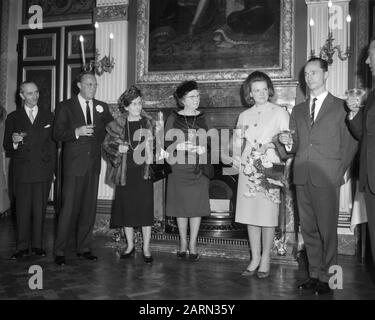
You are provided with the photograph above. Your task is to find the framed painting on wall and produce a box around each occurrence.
[67,30,95,60]
[136,0,294,84]
[23,33,56,62]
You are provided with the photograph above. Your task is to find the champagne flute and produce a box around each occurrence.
[19,132,27,145]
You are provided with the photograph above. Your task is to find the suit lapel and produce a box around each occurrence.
[303,100,311,129]
[72,95,86,125]
[93,100,99,125]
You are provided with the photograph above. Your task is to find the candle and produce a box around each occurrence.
[158,111,163,122]
[94,21,99,29]
[309,18,315,56]
[328,1,332,34]
[346,15,351,49]
[79,35,86,66]
[109,33,114,61]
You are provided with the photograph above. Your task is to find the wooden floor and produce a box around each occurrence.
[1,214,375,300]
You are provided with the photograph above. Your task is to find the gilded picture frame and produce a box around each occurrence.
[136,0,295,84]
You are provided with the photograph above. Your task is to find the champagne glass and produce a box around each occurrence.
[345,88,367,109]
[19,132,27,145]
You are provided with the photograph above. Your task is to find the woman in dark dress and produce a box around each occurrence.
[165,80,211,261]
[103,86,154,263]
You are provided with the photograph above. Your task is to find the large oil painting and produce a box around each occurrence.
[136,0,294,84]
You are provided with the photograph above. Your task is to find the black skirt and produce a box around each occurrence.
[110,166,154,228]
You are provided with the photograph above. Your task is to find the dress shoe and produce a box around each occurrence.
[54,256,66,266]
[143,253,153,264]
[297,277,319,290]
[314,281,332,295]
[10,249,29,260]
[77,252,98,261]
[176,251,187,258]
[32,248,46,257]
[189,253,199,261]
[257,270,270,279]
[120,248,135,259]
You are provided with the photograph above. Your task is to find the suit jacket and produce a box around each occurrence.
[289,93,357,187]
[53,96,113,177]
[3,107,56,183]
[348,89,375,193]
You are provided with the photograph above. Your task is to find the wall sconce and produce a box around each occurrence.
[79,32,115,76]
[309,1,351,65]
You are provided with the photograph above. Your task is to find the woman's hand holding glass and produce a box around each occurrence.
[278,130,295,147]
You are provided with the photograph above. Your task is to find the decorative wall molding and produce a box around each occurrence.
[96,0,128,7]
[0,0,9,109]
[94,4,128,22]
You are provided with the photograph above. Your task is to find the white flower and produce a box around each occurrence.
[96,105,104,113]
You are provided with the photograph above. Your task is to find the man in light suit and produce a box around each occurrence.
[53,72,113,266]
[3,81,55,260]
[279,57,357,294]
[347,37,375,266]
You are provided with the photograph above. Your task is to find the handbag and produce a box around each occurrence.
[149,163,172,182]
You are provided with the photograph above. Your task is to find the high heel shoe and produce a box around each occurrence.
[257,270,270,279]
[241,266,259,277]
[189,253,199,261]
[120,247,135,259]
[143,253,153,264]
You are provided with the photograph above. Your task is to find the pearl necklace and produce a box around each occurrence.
[126,119,142,151]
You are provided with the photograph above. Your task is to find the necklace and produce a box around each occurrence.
[126,120,143,150]
[183,112,197,142]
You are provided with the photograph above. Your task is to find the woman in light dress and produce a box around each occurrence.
[234,71,289,278]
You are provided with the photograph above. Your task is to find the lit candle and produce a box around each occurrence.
[79,35,86,66]
[328,1,333,34]
[309,18,315,56]
[158,111,163,122]
[94,21,99,29]
[346,15,351,49]
[109,33,114,61]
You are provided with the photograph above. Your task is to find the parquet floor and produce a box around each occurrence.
[1,215,375,300]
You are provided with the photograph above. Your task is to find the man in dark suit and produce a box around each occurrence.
[347,37,375,266]
[53,72,113,266]
[3,81,55,260]
[279,57,357,294]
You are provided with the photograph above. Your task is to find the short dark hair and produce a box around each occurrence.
[118,85,142,113]
[306,57,328,72]
[77,71,96,83]
[243,71,274,107]
[19,81,38,94]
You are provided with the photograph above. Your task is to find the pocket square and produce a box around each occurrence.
[44,124,51,128]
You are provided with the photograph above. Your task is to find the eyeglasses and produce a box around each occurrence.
[185,93,200,99]
[81,83,98,88]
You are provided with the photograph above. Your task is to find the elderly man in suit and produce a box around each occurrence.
[347,37,375,266]
[279,57,357,294]
[53,72,113,266]
[3,81,55,260]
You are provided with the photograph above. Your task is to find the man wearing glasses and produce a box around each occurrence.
[53,72,113,266]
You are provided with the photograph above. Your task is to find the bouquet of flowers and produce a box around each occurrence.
[242,144,286,204]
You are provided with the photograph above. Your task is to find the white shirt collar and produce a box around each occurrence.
[24,105,38,113]
[310,91,328,104]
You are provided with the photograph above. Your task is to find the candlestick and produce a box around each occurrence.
[346,15,351,49]
[79,35,86,66]
[309,18,315,56]
[109,33,114,62]
[328,0,332,34]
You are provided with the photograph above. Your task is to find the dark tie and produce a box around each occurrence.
[85,101,92,125]
[310,98,317,126]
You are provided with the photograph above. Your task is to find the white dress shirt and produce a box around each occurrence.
[310,91,328,122]
[78,94,94,125]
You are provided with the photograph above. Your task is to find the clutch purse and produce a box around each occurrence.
[149,163,172,182]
